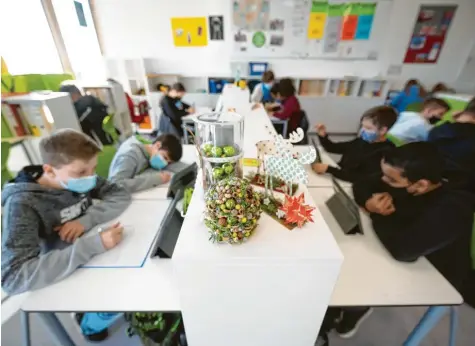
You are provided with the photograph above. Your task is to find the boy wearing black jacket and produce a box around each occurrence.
[428,99,475,192]
[312,106,398,183]
[316,143,474,345]
[158,83,194,138]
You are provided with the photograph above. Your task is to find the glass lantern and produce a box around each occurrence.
[194,111,244,191]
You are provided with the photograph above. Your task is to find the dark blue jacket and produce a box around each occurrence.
[428,122,475,191]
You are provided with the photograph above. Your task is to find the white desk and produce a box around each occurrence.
[308,187,462,307]
[21,200,180,312]
[172,107,343,346]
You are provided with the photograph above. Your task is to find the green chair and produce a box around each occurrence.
[103,114,120,144]
[1,141,13,187]
[96,145,117,179]
[405,102,423,112]
[386,133,405,147]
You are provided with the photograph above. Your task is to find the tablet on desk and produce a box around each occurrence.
[311,138,322,163]
[167,162,198,199]
[326,177,363,235]
[151,163,198,258]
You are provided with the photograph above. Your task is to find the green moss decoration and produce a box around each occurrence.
[204,177,262,244]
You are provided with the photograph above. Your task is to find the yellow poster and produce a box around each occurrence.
[171,17,208,47]
[307,12,327,39]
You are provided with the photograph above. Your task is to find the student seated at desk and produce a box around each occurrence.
[428,99,475,191]
[109,133,183,193]
[251,70,276,104]
[1,129,131,341]
[388,97,450,143]
[59,84,117,145]
[389,78,425,113]
[267,78,301,135]
[317,143,475,345]
[312,106,398,183]
[158,82,195,138]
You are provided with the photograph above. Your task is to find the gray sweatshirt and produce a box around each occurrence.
[1,167,131,294]
[108,136,188,193]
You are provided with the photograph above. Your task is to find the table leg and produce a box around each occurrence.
[183,125,189,144]
[449,306,458,346]
[403,306,449,346]
[21,310,31,346]
[282,120,288,139]
[37,312,76,346]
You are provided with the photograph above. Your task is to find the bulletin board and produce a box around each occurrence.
[231,0,393,60]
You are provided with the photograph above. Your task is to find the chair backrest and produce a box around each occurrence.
[405,102,423,112]
[96,145,117,179]
[102,114,120,144]
[386,133,405,147]
[472,214,475,270]
[295,110,309,144]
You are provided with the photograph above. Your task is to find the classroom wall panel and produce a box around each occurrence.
[93,0,475,89]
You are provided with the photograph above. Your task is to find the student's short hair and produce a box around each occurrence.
[383,142,444,183]
[278,78,295,98]
[40,129,101,167]
[463,102,475,118]
[422,97,450,111]
[361,106,398,130]
[154,134,183,162]
[59,84,82,96]
[170,83,186,92]
[262,70,275,83]
[270,84,280,95]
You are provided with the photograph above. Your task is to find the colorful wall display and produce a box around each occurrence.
[307,1,328,40]
[403,5,457,64]
[231,0,382,59]
[170,17,208,47]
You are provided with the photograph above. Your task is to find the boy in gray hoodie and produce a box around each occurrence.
[109,133,184,193]
[1,129,131,341]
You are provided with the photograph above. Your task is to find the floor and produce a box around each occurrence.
[2,134,475,345]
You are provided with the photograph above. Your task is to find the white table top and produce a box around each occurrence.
[173,107,343,263]
[309,187,463,307]
[21,200,180,312]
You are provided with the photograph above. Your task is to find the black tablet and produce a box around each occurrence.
[326,177,363,235]
[167,162,198,199]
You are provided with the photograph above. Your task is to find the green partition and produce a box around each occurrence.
[1,73,74,93]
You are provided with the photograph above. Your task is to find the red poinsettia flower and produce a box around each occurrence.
[279,193,316,228]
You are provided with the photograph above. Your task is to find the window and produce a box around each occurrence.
[0,0,63,75]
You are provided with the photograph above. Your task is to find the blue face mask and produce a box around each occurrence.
[360,129,379,143]
[61,175,97,194]
[150,153,168,170]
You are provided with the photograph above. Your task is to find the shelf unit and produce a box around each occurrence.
[2,92,82,164]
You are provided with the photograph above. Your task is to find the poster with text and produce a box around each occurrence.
[403,5,457,64]
[171,17,208,47]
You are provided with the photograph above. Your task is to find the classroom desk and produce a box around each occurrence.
[308,187,462,307]
[20,199,180,346]
[171,106,343,346]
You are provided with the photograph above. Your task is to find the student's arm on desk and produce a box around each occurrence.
[317,135,355,155]
[326,166,353,182]
[1,203,105,294]
[109,154,166,193]
[76,177,132,230]
[371,207,462,262]
[250,83,263,103]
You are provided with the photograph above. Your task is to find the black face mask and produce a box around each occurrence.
[428,116,440,125]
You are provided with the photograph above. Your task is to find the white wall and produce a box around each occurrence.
[93,0,475,90]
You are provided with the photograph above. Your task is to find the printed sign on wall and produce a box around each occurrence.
[403,5,457,64]
[171,17,208,47]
